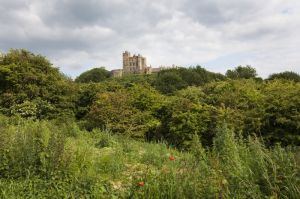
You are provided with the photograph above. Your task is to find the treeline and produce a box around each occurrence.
[1,49,300,149]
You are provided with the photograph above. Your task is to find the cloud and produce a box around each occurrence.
[0,0,299,78]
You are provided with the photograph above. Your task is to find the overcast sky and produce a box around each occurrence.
[1,0,300,78]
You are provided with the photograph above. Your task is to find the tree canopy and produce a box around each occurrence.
[0,49,76,119]
[154,66,225,94]
[0,49,299,148]
[226,65,257,79]
[268,71,300,82]
[75,67,110,83]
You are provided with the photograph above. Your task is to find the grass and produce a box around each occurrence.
[0,116,299,198]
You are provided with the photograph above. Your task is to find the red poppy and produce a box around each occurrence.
[169,155,175,161]
[137,181,145,187]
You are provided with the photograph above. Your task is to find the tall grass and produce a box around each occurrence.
[0,115,299,198]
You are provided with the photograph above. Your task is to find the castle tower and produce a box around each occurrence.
[123,51,130,73]
[142,57,146,69]
[137,54,142,71]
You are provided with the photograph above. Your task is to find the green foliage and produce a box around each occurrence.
[226,65,257,79]
[154,70,187,94]
[128,84,164,111]
[112,73,156,86]
[85,85,163,139]
[0,116,299,198]
[86,89,134,132]
[202,79,265,136]
[152,94,219,149]
[78,74,299,149]
[75,67,110,83]
[0,49,76,119]
[74,77,156,120]
[0,49,61,95]
[261,80,300,145]
[75,83,107,120]
[212,126,300,198]
[268,71,300,82]
[0,116,68,179]
[10,100,39,119]
[1,48,300,198]
[154,66,225,94]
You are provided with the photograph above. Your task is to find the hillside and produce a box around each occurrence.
[0,49,300,198]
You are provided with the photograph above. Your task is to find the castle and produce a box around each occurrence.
[111,51,161,77]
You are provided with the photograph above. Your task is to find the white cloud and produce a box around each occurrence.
[0,0,299,78]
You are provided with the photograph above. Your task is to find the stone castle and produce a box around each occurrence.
[111,51,161,77]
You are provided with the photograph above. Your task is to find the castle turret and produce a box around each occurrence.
[137,54,142,70]
[123,51,130,73]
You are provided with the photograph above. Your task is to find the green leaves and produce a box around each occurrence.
[0,49,76,119]
[1,48,299,149]
[154,66,225,95]
[268,71,300,82]
[75,67,110,83]
[226,65,258,79]
[262,80,300,145]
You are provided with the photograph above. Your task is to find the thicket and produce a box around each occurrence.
[0,49,300,198]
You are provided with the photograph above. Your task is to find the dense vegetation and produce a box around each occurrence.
[75,67,110,83]
[0,49,299,198]
[268,71,300,82]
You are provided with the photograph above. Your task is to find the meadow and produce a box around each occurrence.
[0,116,299,198]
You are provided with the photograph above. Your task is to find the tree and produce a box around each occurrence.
[153,66,225,95]
[128,83,164,111]
[0,49,76,119]
[75,67,110,83]
[152,96,219,149]
[268,71,300,82]
[261,80,300,145]
[154,70,188,94]
[75,83,107,120]
[203,79,265,135]
[85,88,160,139]
[192,65,225,84]
[226,65,257,79]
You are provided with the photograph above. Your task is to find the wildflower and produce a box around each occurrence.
[169,155,175,161]
[137,181,145,187]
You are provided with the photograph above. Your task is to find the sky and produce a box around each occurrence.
[0,0,300,78]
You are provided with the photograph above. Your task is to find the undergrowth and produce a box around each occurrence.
[0,115,299,198]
